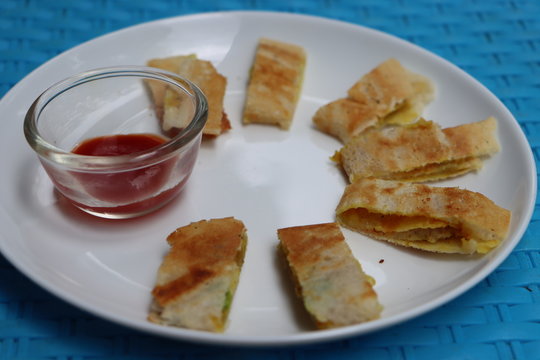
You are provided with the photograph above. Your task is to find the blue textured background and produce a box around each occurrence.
[1,1,540,359]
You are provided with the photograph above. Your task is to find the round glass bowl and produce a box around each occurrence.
[24,66,208,219]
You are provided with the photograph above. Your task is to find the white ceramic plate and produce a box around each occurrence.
[0,11,536,346]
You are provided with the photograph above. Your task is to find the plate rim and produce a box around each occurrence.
[0,10,537,347]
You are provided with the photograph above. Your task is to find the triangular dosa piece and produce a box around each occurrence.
[313,58,434,143]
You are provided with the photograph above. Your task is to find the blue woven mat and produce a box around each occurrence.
[1,0,540,359]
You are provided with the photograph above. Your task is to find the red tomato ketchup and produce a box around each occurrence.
[69,134,179,215]
[72,133,166,157]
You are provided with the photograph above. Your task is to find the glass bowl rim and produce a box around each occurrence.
[23,65,208,171]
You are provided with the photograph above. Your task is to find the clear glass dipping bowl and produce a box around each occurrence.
[24,66,208,219]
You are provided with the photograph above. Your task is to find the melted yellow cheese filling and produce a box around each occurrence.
[380,157,483,182]
[382,100,421,126]
[339,208,498,254]
[342,208,448,233]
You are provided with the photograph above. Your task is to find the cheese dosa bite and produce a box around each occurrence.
[336,179,511,254]
[243,38,306,130]
[335,117,500,183]
[278,223,382,329]
[147,54,229,136]
[313,58,434,143]
[148,217,247,332]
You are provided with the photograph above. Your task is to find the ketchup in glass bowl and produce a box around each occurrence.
[23,67,208,219]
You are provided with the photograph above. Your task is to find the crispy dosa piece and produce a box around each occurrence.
[312,98,380,144]
[336,178,511,254]
[334,117,500,183]
[243,38,306,130]
[313,58,434,143]
[278,223,382,329]
[147,55,229,136]
[148,217,247,332]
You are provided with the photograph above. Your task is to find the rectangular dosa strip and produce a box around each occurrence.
[313,58,434,143]
[148,217,247,332]
[278,223,382,329]
[336,117,500,183]
[335,178,511,254]
[147,55,228,136]
[242,38,306,130]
